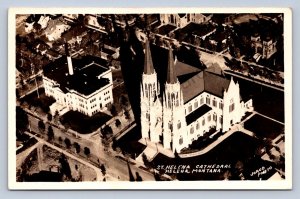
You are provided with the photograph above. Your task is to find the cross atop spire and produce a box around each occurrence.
[143,40,155,75]
[166,48,177,84]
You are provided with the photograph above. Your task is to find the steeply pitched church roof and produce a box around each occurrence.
[166,48,177,84]
[145,44,231,103]
[181,71,231,103]
[143,40,155,75]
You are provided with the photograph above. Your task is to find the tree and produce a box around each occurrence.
[109,104,117,116]
[115,119,121,128]
[124,110,130,120]
[119,95,128,108]
[142,153,151,168]
[100,164,106,176]
[59,154,72,179]
[58,136,62,144]
[103,125,113,136]
[47,113,52,122]
[73,142,80,153]
[64,138,71,149]
[135,172,143,181]
[47,126,54,141]
[38,120,45,133]
[112,137,117,151]
[84,147,90,157]
[16,106,29,134]
[53,110,60,124]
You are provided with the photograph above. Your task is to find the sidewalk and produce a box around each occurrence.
[138,138,174,160]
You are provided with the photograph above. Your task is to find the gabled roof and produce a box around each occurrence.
[181,71,231,103]
[175,60,201,77]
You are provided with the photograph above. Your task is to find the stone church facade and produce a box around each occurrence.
[140,41,253,153]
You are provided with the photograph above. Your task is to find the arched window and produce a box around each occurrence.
[213,113,217,122]
[219,116,223,124]
[190,127,194,134]
[206,95,210,105]
[179,137,183,145]
[168,122,173,131]
[194,101,198,109]
[149,84,152,97]
[229,102,235,112]
[171,15,174,23]
[188,104,192,113]
[171,93,176,106]
[202,118,205,126]
[177,121,181,129]
[219,101,223,110]
[208,114,211,122]
[200,97,204,105]
[196,122,200,130]
[212,98,217,107]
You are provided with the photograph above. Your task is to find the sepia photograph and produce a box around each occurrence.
[8,7,292,189]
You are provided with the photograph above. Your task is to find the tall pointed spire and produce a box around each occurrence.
[166,48,177,84]
[143,40,155,75]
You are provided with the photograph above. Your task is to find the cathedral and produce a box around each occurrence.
[140,40,254,153]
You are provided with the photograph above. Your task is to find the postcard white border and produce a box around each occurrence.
[8,7,292,190]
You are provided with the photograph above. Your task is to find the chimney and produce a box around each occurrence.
[65,42,74,75]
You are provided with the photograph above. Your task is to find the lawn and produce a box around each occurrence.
[60,111,111,134]
[181,128,221,154]
[112,82,130,113]
[244,114,284,140]
[158,24,176,35]
[115,125,146,159]
[151,132,261,180]
[226,73,284,123]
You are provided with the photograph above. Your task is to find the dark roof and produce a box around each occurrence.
[43,55,110,96]
[143,40,155,74]
[147,44,230,102]
[186,104,212,125]
[166,48,177,84]
[181,71,231,103]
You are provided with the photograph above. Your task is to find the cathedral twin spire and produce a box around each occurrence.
[143,40,155,75]
[143,40,177,84]
[166,48,177,84]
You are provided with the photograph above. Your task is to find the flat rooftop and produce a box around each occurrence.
[43,55,110,96]
[186,104,212,125]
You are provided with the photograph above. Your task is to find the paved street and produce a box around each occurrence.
[25,111,155,181]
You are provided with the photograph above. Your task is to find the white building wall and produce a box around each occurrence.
[222,79,245,132]
[140,72,161,141]
[162,82,188,152]
[43,69,113,117]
